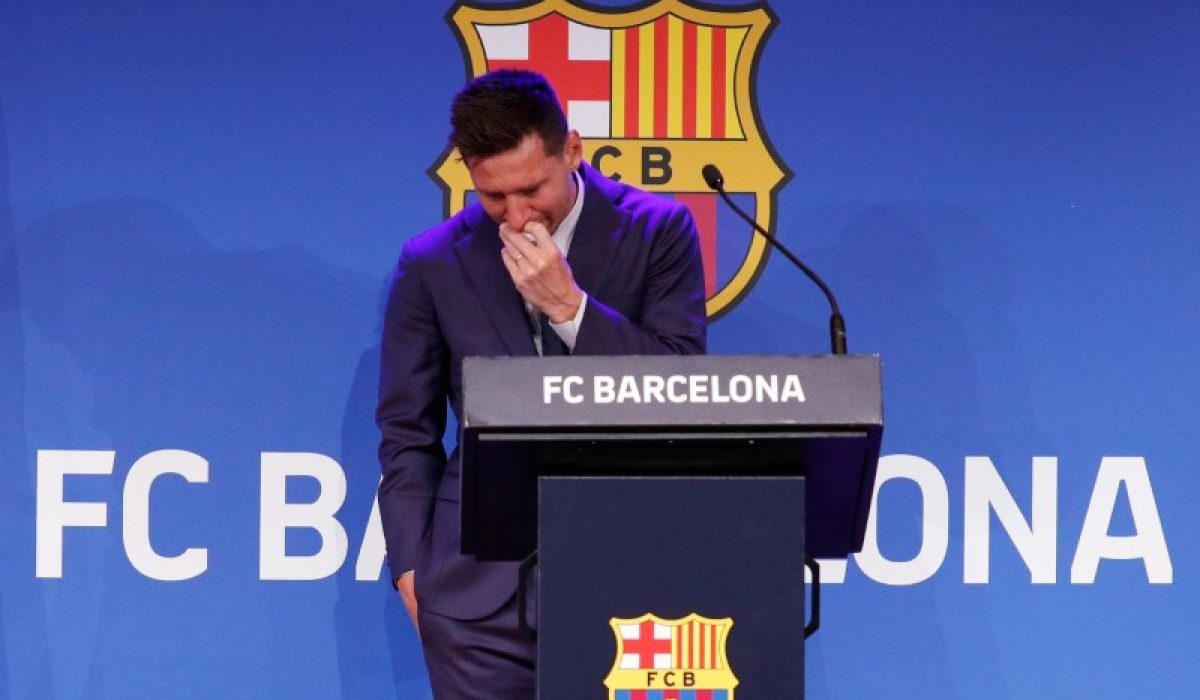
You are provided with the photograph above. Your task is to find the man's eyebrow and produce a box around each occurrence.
[478,177,548,198]
[519,177,547,193]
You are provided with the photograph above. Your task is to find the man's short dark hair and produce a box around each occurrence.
[449,69,568,160]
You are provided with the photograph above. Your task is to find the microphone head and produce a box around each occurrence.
[701,164,724,191]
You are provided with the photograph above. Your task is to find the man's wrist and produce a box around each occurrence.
[549,288,584,324]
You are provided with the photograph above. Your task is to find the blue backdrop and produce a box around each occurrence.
[2,1,1196,698]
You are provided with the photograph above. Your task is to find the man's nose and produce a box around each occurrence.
[505,197,531,232]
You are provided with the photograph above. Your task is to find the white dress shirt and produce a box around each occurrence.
[532,170,587,354]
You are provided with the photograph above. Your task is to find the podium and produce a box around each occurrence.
[461,355,882,698]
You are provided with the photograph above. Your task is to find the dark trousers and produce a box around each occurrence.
[418,595,535,700]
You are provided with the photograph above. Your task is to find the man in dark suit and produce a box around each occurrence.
[377,69,706,698]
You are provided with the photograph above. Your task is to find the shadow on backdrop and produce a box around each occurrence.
[760,201,1049,699]
[336,330,433,700]
[0,94,27,700]
[15,192,423,697]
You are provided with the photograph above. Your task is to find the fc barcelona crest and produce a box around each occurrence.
[438,0,790,319]
[604,613,739,699]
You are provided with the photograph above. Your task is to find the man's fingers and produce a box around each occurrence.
[501,222,537,247]
[499,228,540,265]
[525,221,553,246]
[501,246,541,295]
[397,574,420,634]
[501,243,554,314]
[500,246,524,279]
[499,224,578,318]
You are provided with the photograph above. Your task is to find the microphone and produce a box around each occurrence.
[701,164,724,190]
[702,164,847,354]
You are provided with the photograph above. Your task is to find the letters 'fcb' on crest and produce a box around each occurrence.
[604,613,739,699]
[437,1,790,319]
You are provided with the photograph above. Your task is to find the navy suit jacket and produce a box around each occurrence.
[377,163,706,619]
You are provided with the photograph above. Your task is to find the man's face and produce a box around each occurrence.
[466,130,583,235]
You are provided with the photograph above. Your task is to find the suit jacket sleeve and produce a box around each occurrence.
[574,199,707,356]
[376,236,448,582]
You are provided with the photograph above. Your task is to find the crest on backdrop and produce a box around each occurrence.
[437,0,789,319]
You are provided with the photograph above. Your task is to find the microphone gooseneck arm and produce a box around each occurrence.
[702,164,847,354]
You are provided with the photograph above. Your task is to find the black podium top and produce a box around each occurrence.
[460,354,883,559]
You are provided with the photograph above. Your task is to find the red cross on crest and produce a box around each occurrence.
[486,13,611,113]
[623,620,672,668]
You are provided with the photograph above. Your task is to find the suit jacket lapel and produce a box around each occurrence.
[453,207,537,356]
[567,164,627,296]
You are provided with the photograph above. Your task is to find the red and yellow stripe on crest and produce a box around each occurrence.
[611,16,747,139]
[672,619,726,670]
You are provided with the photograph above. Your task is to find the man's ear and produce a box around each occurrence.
[563,130,584,169]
